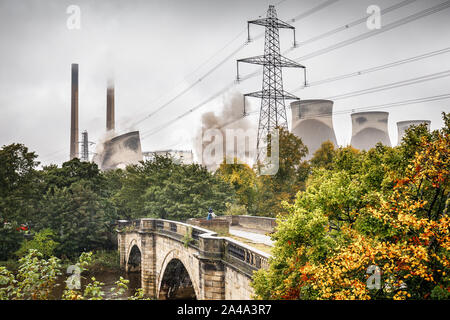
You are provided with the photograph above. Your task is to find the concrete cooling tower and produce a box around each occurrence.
[350,111,391,150]
[96,131,143,170]
[397,120,431,144]
[290,100,338,160]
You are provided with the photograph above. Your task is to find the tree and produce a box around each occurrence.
[35,180,112,257]
[15,229,59,258]
[40,158,105,194]
[215,160,257,214]
[144,162,234,221]
[251,113,450,300]
[310,140,336,170]
[0,144,40,260]
[113,156,235,221]
[0,143,40,223]
[254,127,309,217]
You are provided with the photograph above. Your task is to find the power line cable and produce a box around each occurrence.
[325,69,450,101]
[285,0,417,53]
[140,1,450,141]
[293,0,450,61]
[291,46,450,91]
[245,93,450,118]
[239,0,450,82]
[129,1,341,130]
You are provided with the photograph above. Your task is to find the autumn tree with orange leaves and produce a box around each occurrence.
[252,113,449,300]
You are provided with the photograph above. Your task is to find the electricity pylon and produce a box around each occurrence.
[236,5,306,162]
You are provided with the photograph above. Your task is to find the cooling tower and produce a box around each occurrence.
[97,131,143,170]
[290,100,338,160]
[70,63,79,159]
[106,78,115,131]
[350,111,391,150]
[397,120,431,144]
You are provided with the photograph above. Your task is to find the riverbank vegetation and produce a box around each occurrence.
[0,249,145,300]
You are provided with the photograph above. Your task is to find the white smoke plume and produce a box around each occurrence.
[194,90,257,171]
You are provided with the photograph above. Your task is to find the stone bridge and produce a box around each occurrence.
[117,218,272,300]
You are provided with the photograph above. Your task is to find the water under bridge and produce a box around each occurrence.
[117,216,275,300]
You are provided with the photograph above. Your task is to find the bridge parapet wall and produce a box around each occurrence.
[215,215,277,234]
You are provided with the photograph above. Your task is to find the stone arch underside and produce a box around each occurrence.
[127,244,142,272]
[125,236,142,272]
[158,258,196,300]
[156,248,200,300]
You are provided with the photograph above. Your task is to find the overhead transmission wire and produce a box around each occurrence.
[296,0,450,61]
[290,46,450,92]
[243,69,450,116]
[296,94,450,120]
[238,0,450,82]
[284,0,417,53]
[139,1,449,140]
[131,0,340,131]
[325,69,450,101]
[131,30,248,128]
[214,94,450,130]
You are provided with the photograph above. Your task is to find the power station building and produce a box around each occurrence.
[69,64,143,170]
[350,111,391,150]
[92,78,143,170]
[397,120,431,145]
[290,99,338,160]
[95,131,143,170]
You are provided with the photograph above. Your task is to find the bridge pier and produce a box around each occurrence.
[140,232,157,298]
[198,235,226,300]
[117,231,127,269]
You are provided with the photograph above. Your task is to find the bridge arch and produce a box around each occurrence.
[127,244,142,272]
[125,238,142,272]
[157,249,199,300]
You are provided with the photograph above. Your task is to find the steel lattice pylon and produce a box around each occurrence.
[237,5,306,162]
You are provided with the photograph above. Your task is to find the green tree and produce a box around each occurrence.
[0,143,40,222]
[40,158,105,194]
[113,156,235,221]
[254,127,309,216]
[0,221,25,261]
[0,143,40,259]
[15,229,59,258]
[215,160,257,214]
[310,140,336,170]
[36,180,112,257]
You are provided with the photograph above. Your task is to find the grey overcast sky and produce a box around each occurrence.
[0,0,449,166]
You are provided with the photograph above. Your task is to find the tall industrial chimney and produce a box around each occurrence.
[106,78,115,131]
[397,120,431,145]
[350,111,391,150]
[290,100,338,160]
[70,63,79,159]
